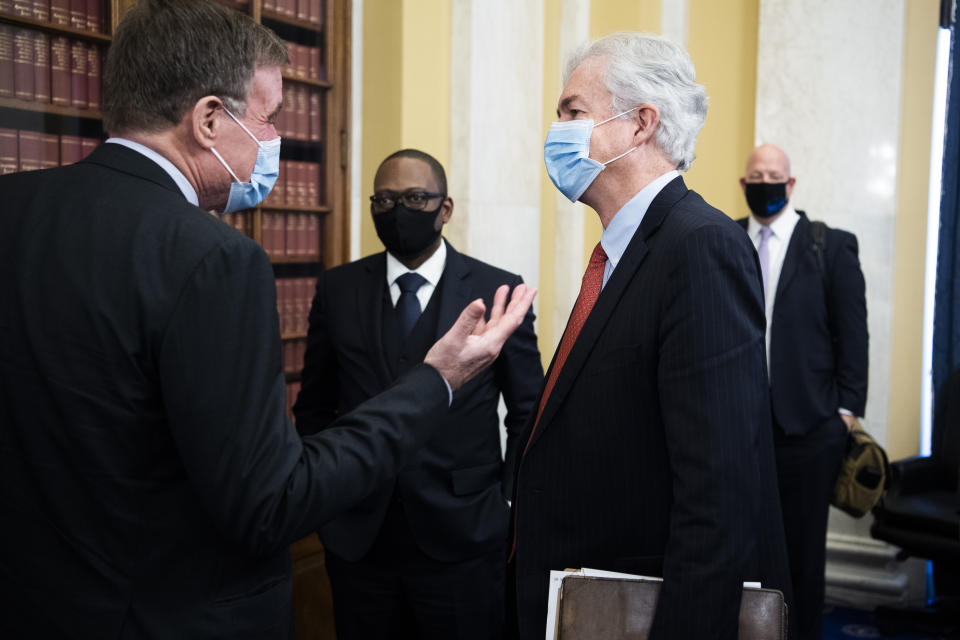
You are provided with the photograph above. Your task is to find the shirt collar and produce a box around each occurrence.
[746,205,800,239]
[600,169,679,270]
[105,138,199,206]
[386,237,447,287]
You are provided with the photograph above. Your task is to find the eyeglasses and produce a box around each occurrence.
[369,190,445,213]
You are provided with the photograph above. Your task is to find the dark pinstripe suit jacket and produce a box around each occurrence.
[510,177,792,640]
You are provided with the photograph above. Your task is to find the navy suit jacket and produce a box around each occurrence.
[510,177,791,640]
[0,143,451,639]
[737,212,868,434]
[294,241,543,562]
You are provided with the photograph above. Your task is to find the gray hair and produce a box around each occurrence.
[564,32,707,171]
[103,0,289,135]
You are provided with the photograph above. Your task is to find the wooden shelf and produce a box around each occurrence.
[0,97,103,119]
[281,73,331,89]
[281,332,307,341]
[261,204,330,213]
[271,254,322,264]
[261,9,322,32]
[0,14,111,43]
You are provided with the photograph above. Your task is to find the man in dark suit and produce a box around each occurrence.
[293,149,543,640]
[508,32,792,640]
[737,143,869,640]
[0,2,536,638]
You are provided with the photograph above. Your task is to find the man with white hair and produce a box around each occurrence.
[507,32,791,639]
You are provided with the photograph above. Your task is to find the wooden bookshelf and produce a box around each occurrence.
[1,2,348,635]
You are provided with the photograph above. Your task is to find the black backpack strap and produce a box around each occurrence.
[808,217,838,347]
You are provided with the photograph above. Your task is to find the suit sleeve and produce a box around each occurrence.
[651,225,772,639]
[158,238,448,556]
[827,232,868,416]
[293,272,340,435]
[494,275,544,497]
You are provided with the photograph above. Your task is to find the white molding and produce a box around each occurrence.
[661,0,688,46]
[349,0,363,261]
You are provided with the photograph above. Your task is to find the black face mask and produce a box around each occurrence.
[373,203,443,258]
[744,182,789,218]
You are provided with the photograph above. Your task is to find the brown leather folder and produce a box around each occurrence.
[557,576,787,640]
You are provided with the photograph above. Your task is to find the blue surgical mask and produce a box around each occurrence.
[544,108,639,202]
[210,106,281,213]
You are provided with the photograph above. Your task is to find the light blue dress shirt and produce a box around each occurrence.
[105,138,200,206]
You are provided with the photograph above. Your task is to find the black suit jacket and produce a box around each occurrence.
[0,143,452,639]
[294,241,543,562]
[736,212,868,435]
[510,177,791,640]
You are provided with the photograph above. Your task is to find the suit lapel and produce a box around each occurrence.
[434,241,472,340]
[359,253,394,388]
[774,212,810,302]
[527,176,689,449]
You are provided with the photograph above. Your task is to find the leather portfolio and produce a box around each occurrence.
[556,575,787,640]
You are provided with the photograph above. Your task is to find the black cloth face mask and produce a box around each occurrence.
[373,203,443,258]
[744,182,789,218]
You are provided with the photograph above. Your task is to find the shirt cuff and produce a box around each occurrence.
[838,408,854,416]
[441,376,453,406]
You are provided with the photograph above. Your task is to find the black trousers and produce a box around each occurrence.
[773,415,847,640]
[325,497,505,640]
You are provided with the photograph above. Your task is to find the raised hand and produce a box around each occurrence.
[424,283,537,391]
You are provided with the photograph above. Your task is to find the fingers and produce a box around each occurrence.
[447,298,487,343]
[487,285,510,326]
[484,285,537,345]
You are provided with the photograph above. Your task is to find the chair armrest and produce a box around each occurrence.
[887,456,947,495]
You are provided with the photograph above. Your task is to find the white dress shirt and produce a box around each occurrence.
[385,237,447,309]
[105,138,199,206]
[747,206,800,369]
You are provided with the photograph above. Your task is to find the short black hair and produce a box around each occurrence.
[380,149,447,195]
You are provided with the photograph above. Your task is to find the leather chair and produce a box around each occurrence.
[870,370,960,636]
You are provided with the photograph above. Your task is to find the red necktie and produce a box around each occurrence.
[524,241,607,453]
[509,242,607,563]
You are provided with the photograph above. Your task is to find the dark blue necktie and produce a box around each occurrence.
[396,272,427,338]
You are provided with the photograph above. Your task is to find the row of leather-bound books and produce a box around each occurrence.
[261,211,322,259]
[0,27,103,110]
[276,276,318,337]
[263,0,323,25]
[264,159,323,207]
[276,84,324,143]
[281,40,325,83]
[0,128,98,173]
[0,0,106,34]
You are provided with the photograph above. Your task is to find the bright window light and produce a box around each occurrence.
[920,27,953,457]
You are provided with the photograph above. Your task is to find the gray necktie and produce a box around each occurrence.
[757,225,773,298]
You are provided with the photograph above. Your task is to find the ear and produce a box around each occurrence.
[191,95,224,150]
[439,196,454,225]
[785,176,796,198]
[739,177,747,193]
[632,103,660,146]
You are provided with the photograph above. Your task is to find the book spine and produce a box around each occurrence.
[12,0,30,17]
[0,26,14,99]
[59,134,81,164]
[262,0,275,14]
[295,43,307,79]
[14,28,34,101]
[307,214,319,258]
[40,133,58,169]
[32,0,49,22]
[50,36,69,105]
[271,161,286,206]
[296,0,307,23]
[85,0,100,33]
[297,86,309,140]
[69,0,84,30]
[33,31,50,104]
[50,0,68,25]
[306,162,319,205]
[17,130,41,171]
[308,90,321,142]
[70,38,88,108]
[284,213,295,258]
[307,45,319,80]
[309,0,321,25]
[86,43,99,110]
[297,213,309,257]
[281,40,294,78]
[0,128,18,175]
[0,0,15,15]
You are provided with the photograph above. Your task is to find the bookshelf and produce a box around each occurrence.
[1,1,349,638]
